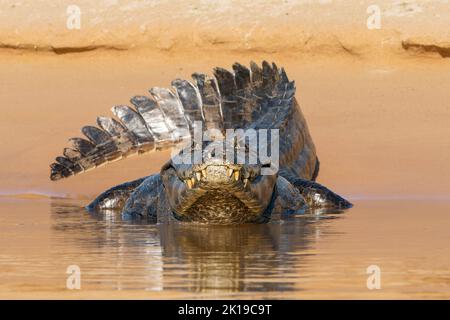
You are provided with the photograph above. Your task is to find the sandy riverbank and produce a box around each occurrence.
[1,0,450,60]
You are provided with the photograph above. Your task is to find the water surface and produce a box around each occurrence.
[0,197,448,299]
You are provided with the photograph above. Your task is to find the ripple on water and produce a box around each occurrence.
[0,198,449,299]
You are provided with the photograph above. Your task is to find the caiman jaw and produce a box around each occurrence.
[181,164,249,188]
[161,163,277,224]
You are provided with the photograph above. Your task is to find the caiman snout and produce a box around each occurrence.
[160,159,277,224]
[175,161,261,189]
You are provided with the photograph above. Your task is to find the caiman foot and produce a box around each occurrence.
[290,178,353,210]
[85,176,150,212]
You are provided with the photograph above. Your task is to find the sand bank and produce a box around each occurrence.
[1,0,450,60]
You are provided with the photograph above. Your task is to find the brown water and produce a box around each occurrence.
[0,197,448,299]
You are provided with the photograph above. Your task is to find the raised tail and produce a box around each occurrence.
[50,61,295,181]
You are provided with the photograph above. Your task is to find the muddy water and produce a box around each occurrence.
[0,197,448,299]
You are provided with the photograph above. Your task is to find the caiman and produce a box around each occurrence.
[50,61,352,224]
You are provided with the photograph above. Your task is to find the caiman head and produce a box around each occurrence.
[160,139,277,224]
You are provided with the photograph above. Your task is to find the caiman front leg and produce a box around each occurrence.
[86,176,151,212]
[273,176,306,214]
[121,174,165,221]
[259,176,307,222]
[290,178,353,210]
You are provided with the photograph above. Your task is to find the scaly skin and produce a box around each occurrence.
[50,61,352,224]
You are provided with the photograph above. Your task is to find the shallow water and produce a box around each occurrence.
[0,197,448,299]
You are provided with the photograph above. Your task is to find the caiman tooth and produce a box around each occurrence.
[195,171,202,181]
[202,169,207,177]
[233,170,240,181]
[190,177,196,187]
[243,178,249,188]
[185,179,193,189]
[227,168,234,177]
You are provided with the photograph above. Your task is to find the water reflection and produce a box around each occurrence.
[50,199,342,294]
